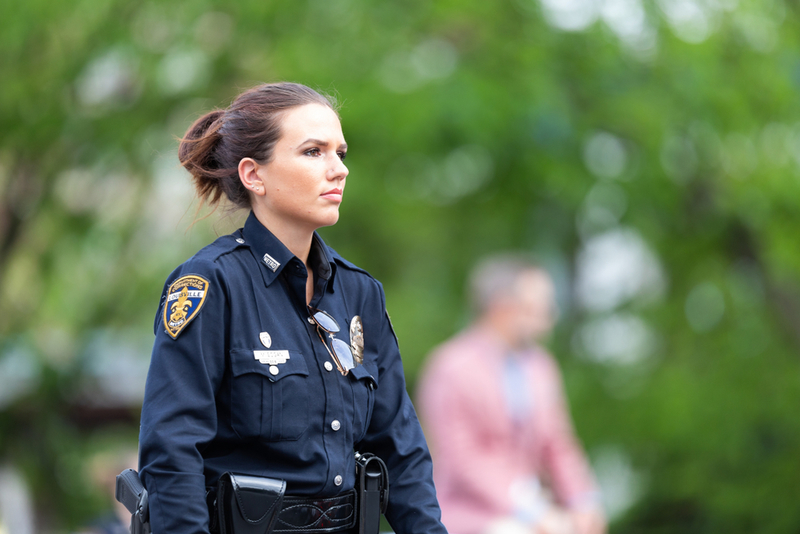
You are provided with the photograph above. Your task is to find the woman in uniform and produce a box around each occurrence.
[138,82,447,534]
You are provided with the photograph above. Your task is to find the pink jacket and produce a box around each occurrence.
[416,326,599,534]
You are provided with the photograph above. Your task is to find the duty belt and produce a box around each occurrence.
[273,490,357,533]
[117,452,389,534]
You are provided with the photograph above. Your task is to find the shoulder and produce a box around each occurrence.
[190,232,248,265]
[431,328,486,363]
[154,233,247,335]
[327,246,384,293]
[169,233,248,278]
[422,329,483,379]
[159,232,249,302]
[328,246,375,278]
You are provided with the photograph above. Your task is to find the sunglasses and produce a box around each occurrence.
[308,307,356,376]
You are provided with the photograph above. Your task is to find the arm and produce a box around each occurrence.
[356,281,448,534]
[138,263,228,534]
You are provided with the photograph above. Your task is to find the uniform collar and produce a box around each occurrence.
[310,233,335,283]
[241,211,336,289]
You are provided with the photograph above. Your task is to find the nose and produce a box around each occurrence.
[329,155,349,181]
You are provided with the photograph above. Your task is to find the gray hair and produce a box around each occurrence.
[468,253,545,316]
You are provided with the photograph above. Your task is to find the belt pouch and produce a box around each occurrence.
[217,472,287,534]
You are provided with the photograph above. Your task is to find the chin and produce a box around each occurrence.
[314,212,340,229]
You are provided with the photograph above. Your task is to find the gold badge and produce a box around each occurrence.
[349,316,364,365]
[163,275,209,339]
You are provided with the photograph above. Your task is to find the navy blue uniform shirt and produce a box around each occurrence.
[139,212,446,534]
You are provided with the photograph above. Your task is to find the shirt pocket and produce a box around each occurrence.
[229,348,310,442]
[349,364,378,444]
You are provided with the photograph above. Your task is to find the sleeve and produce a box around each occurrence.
[138,261,228,534]
[537,356,600,509]
[356,280,448,534]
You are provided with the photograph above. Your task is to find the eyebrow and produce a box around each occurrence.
[301,138,348,150]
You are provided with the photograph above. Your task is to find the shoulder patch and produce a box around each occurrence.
[163,274,210,339]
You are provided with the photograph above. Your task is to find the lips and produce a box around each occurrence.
[320,188,343,202]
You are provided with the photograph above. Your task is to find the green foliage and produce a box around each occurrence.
[2,0,800,531]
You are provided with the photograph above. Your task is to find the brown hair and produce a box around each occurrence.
[178,82,337,210]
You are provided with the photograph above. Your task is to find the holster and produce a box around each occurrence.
[216,472,287,534]
[354,452,389,534]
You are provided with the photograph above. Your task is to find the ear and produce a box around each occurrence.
[238,157,265,196]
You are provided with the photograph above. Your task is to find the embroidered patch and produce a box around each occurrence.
[163,275,210,339]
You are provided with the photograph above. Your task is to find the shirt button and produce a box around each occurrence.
[331,420,341,431]
[235,238,245,244]
[307,317,315,325]
[269,366,279,376]
[334,475,343,486]
[324,361,333,372]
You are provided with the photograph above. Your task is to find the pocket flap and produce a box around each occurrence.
[349,365,378,390]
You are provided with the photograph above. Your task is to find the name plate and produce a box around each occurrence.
[254,350,290,365]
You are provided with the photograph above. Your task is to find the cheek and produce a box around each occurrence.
[291,168,318,192]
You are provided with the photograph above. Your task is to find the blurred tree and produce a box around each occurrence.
[1,0,800,531]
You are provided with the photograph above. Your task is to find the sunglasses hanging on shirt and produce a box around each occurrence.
[308,307,356,376]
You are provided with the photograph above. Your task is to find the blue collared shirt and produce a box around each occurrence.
[139,212,446,534]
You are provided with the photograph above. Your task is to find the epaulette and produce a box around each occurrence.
[190,232,248,263]
[328,247,375,280]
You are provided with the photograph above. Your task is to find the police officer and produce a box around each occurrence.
[138,82,448,534]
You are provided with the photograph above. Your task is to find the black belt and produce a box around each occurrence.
[209,475,359,534]
[116,461,384,534]
[274,490,356,533]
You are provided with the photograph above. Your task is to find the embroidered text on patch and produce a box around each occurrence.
[163,275,210,339]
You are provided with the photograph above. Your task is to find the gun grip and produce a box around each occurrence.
[116,468,145,515]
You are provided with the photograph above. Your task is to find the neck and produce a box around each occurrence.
[477,314,526,350]
[252,206,314,264]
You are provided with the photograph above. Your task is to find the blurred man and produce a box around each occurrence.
[417,254,606,534]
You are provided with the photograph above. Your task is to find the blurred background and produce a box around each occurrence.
[2,0,800,532]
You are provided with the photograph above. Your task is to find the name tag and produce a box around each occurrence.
[254,350,290,365]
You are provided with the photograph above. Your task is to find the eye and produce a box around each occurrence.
[337,151,347,161]
[304,147,322,157]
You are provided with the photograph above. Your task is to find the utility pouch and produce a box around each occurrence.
[216,472,287,534]
[354,452,389,534]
